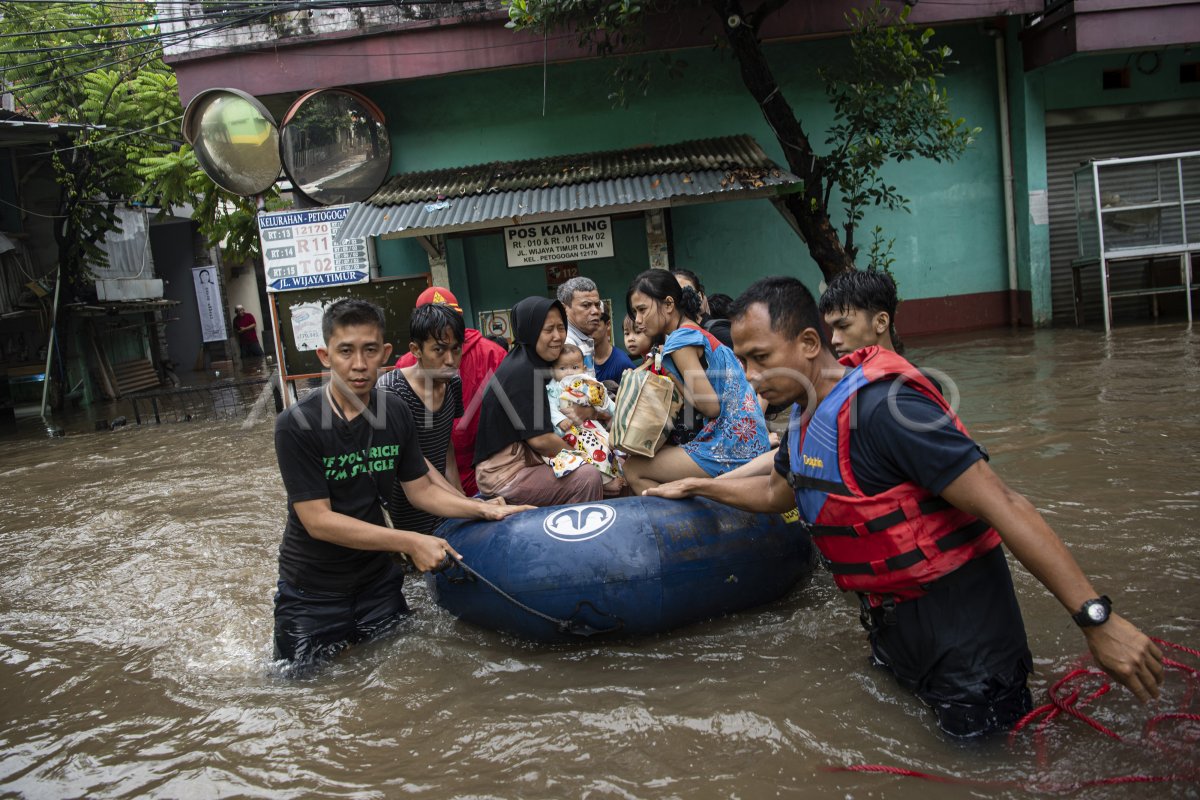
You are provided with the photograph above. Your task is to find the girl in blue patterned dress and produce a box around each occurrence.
[622,270,769,495]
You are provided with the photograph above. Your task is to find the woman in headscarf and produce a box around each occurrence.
[473,296,606,506]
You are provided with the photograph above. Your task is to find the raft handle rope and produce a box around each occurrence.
[438,553,625,638]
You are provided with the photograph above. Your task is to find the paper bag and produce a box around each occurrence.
[610,365,681,457]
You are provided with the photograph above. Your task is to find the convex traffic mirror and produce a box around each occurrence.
[182,88,281,196]
[278,89,391,205]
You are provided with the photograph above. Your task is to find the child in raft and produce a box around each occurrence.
[622,315,653,362]
[546,343,623,490]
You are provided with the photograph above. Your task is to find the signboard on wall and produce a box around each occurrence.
[270,277,428,408]
[545,262,578,293]
[478,309,513,346]
[288,301,327,352]
[258,204,371,292]
[504,216,613,267]
[192,267,227,343]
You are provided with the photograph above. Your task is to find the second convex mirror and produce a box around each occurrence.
[279,89,391,206]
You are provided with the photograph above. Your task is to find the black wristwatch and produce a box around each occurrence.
[1072,595,1112,627]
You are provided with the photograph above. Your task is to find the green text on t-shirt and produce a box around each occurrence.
[322,444,400,481]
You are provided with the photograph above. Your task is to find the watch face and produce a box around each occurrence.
[1088,603,1108,622]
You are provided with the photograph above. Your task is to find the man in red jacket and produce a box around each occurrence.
[395,287,507,497]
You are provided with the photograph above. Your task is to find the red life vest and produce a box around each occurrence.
[786,346,1000,605]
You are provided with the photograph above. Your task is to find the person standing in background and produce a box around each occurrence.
[593,310,634,385]
[233,304,264,358]
[557,276,604,375]
[818,269,903,357]
[670,268,733,349]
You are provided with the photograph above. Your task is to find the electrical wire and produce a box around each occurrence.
[0,10,260,58]
[0,15,266,75]
[0,194,66,219]
[2,8,276,97]
[0,0,463,39]
[3,7,552,101]
[0,0,463,92]
[18,116,186,159]
[0,0,521,125]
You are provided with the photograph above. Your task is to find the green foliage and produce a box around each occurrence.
[506,0,649,54]
[501,0,978,275]
[505,0,691,108]
[865,225,896,276]
[0,1,270,286]
[820,3,980,254]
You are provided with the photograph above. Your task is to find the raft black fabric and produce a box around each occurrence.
[377,368,463,533]
[474,296,565,464]
[274,387,428,593]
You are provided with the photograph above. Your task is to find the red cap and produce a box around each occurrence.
[416,286,461,313]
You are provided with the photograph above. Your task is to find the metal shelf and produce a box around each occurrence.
[1073,151,1199,332]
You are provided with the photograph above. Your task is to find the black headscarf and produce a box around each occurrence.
[474,296,566,464]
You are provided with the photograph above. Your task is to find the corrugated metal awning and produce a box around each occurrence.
[0,113,112,146]
[337,135,802,240]
[65,299,180,317]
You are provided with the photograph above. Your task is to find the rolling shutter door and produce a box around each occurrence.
[1046,115,1200,325]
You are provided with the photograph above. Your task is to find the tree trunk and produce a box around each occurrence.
[711,0,856,281]
[56,148,92,296]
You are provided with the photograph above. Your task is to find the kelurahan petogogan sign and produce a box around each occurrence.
[257,205,371,292]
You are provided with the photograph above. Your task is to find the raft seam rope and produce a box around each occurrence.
[442,556,622,636]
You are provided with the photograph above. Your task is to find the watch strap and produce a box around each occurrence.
[1072,595,1112,627]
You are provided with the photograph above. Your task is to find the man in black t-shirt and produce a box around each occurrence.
[273,299,532,672]
[646,277,1164,739]
[818,268,902,357]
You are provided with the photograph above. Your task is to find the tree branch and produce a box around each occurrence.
[710,0,855,278]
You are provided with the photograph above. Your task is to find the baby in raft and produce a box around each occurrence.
[545,343,623,490]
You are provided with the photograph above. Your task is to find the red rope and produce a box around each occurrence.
[828,764,1196,793]
[830,764,1017,788]
[833,637,1200,793]
[1155,637,1200,660]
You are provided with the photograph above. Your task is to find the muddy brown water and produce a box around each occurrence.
[1,327,1198,799]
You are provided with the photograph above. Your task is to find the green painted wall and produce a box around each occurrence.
[1041,47,1200,112]
[369,25,1013,316]
[375,237,429,285]
[1007,31,1052,324]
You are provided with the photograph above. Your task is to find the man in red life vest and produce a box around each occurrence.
[646,276,1164,738]
[394,287,506,497]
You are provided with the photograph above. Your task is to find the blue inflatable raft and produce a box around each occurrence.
[427,495,814,643]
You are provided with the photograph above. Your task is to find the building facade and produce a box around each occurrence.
[162,1,1200,336]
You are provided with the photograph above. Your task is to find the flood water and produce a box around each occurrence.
[1,326,1198,799]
